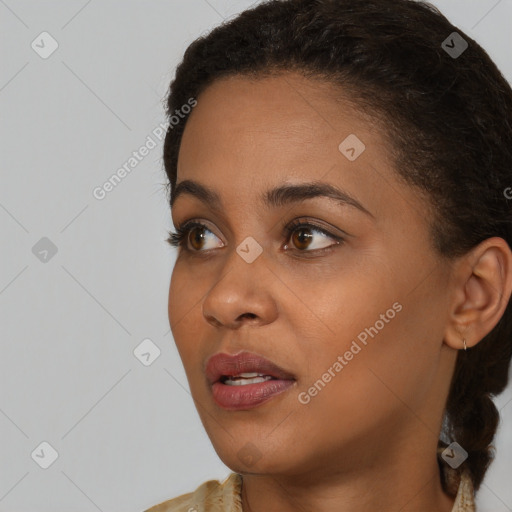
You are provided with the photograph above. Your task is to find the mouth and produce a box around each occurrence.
[205,351,296,410]
[219,373,278,386]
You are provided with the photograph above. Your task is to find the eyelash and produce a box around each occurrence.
[166,218,344,254]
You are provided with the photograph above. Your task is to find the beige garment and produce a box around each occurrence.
[144,467,476,512]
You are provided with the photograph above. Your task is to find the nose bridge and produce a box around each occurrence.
[201,236,276,327]
[215,234,267,297]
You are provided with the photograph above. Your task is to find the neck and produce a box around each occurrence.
[240,445,455,512]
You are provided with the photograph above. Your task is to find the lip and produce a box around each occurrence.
[205,351,295,384]
[205,351,296,410]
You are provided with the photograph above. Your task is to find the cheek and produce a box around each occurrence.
[291,270,428,418]
[292,327,401,450]
[296,291,442,440]
[168,260,206,327]
[167,263,205,362]
[167,267,182,330]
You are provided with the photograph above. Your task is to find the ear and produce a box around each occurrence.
[444,237,512,350]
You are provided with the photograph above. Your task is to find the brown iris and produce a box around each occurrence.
[189,226,207,251]
[291,227,313,250]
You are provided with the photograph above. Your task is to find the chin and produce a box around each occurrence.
[208,433,301,476]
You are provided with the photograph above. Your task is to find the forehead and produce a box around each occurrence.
[179,72,376,158]
[175,71,420,228]
[178,73,386,179]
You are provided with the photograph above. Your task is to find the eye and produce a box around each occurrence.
[166,218,344,254]
[283,219,343,253]
[166,221,223,252]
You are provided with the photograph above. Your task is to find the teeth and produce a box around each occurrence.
[223,374,274,386]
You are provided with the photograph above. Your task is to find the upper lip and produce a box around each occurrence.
[205,351,296,385]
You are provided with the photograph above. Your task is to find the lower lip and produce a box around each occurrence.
[211,379,296,410]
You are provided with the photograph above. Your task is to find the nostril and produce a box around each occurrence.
[239,313,257,320]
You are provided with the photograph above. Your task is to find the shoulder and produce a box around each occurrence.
[437,447,476,512]
[143,472,243,512]
[451,470,476,512]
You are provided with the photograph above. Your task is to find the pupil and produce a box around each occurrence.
[191,227,205,249]
[294,228,311,248]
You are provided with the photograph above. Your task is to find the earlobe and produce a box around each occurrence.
[444,237,512,350]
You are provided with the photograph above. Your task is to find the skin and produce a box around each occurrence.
[167,71,512,512]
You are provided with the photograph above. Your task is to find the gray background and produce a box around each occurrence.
[1,1,511,510]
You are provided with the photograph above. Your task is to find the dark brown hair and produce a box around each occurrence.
[162,0,512,493]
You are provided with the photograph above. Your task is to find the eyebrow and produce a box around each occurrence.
[171,179,374,218]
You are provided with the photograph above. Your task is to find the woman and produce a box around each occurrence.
[146,0,512,510]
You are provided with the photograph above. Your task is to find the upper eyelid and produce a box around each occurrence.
[178,218,343,244]
[284,219,342,239]
[172,202,355,236]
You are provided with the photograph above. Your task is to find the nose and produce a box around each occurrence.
[201,248,278,329]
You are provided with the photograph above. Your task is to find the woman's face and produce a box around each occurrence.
[168,72,457,477]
